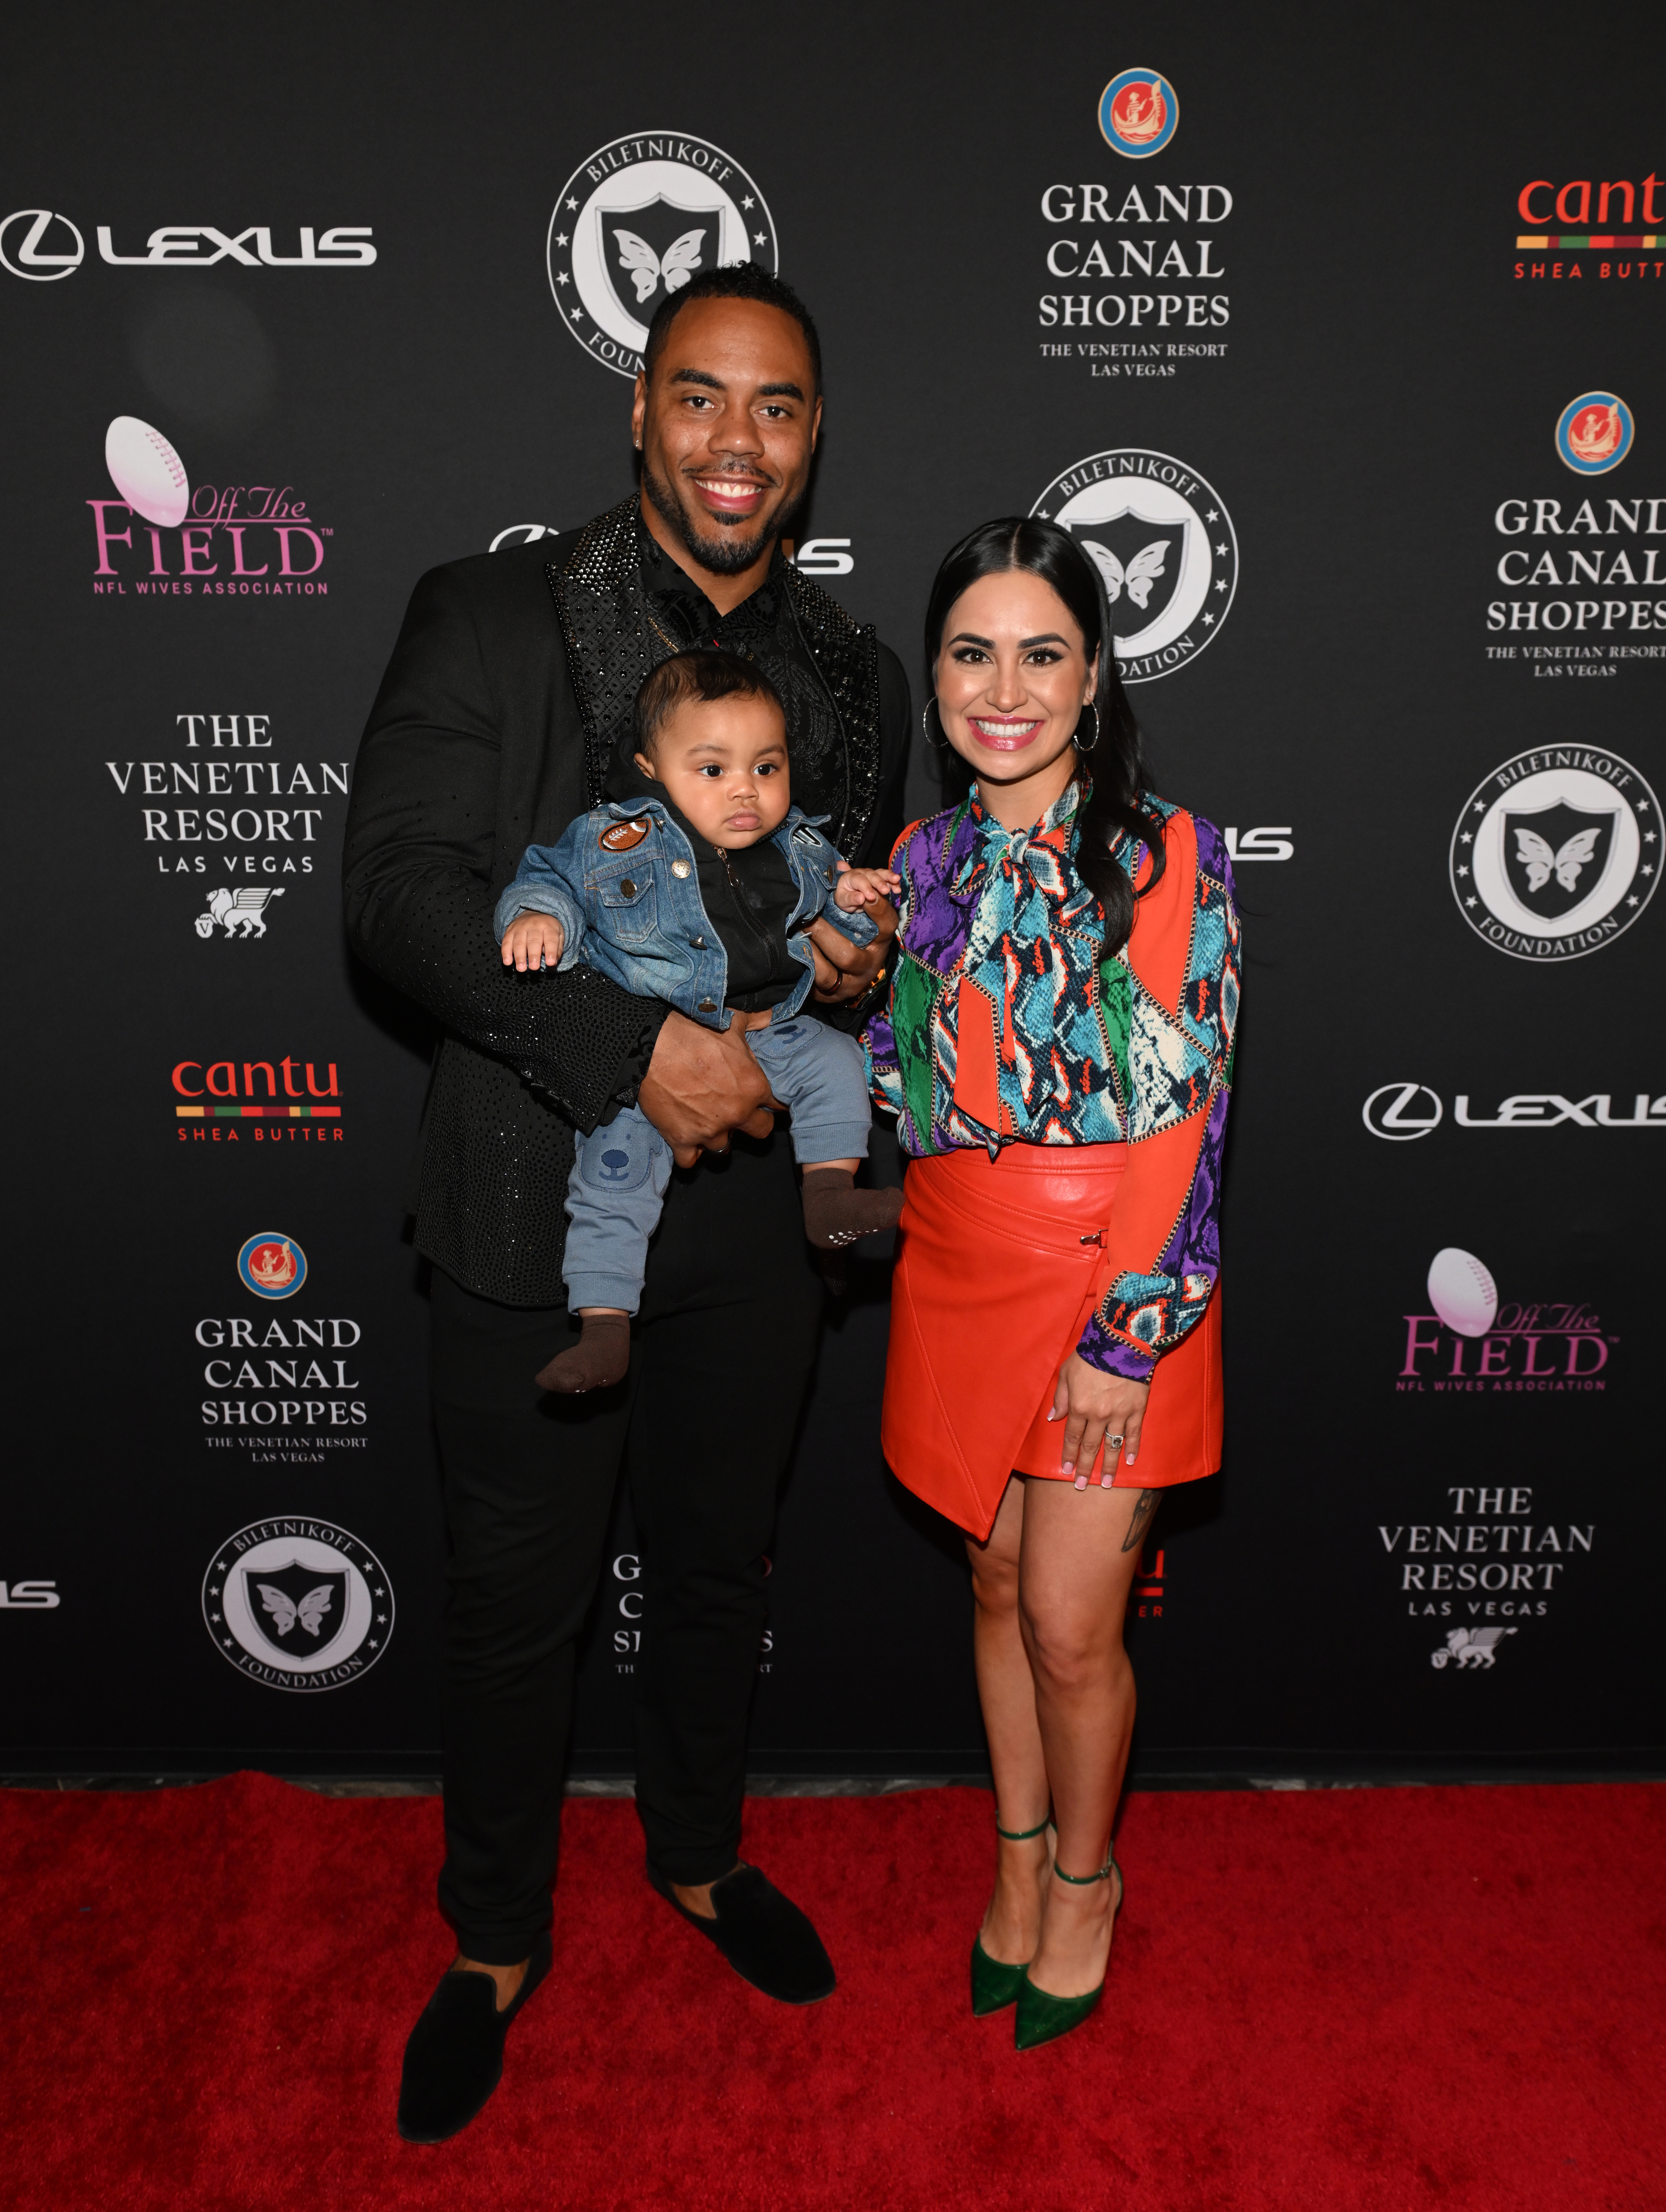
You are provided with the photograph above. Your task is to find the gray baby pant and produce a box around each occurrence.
[562,1015,871,1314]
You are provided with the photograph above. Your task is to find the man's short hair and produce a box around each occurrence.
[634,649,786,757]
[642,264,822,392]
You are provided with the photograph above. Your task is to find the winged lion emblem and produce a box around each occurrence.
[1430,1626,1516,1669]
[196,886,284,939]
[614,226,705,305]
[1077,538,1168,609]
[256,1582,336,1638]
[1512,825,1601,895]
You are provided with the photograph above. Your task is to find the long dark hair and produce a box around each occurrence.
[923,517,1166,955]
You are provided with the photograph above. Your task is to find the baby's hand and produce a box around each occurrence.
[501,911,565,972]
[833,865,902,913]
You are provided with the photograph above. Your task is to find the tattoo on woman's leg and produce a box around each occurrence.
[1121,1490,1160,1554]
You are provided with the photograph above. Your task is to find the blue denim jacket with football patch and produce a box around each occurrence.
[494,800,878,1031]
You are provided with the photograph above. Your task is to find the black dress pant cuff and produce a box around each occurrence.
[646,1850,740,1890]
[448,1923,550,1968]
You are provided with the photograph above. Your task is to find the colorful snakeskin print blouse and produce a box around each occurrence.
[863,781,1240,1381]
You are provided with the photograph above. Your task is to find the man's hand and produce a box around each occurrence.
[637,1010,779,1169]
[807,896,898,1005]
[1048,1352,1151,1490]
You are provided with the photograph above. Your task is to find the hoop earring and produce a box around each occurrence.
[922,697,950,749]
[1072,701,1100,753]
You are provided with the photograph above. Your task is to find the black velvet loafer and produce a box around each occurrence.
[647,1860,836,2004]
[396,1933,552,2144]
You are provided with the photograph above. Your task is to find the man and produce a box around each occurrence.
[344,263,908,2144]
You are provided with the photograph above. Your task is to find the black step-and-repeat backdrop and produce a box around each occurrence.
[4,3,1662,1776]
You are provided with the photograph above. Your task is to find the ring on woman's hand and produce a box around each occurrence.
[1107,1435,1124,1449]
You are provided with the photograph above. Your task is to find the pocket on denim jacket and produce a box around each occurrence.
[596,864,658,944]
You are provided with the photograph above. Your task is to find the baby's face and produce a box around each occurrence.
[636,695,792,850]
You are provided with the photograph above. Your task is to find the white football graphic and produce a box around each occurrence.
[105,414,189,527]
[1427,1247,1498,1338]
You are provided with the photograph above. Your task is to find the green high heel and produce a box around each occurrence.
[1014,1853,1122,2052]
[971,1817,1050,2016]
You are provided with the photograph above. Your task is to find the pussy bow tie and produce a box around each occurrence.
[953,812,1078,963]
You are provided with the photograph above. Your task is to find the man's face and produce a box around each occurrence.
[633,299,822,577]
[634,694,792,849]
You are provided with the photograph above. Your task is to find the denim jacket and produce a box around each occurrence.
[494,800,878,1031]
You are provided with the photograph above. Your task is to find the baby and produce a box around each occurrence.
[496,647,903,1394]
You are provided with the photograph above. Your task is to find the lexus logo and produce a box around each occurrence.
[1362,1082,1443,1141]
[1363,1083,1666,1135]
[0,208,84,280]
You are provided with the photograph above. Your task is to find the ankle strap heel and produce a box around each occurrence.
[994,1818,1051,1841]
[1053,1853,1120,1885]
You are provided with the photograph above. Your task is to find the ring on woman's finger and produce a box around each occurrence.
[1107,1435,1124,1448]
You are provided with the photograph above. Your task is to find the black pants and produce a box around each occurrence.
[429,1129,822,1964]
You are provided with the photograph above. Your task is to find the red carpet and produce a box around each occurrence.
[1,1776,1661,2211]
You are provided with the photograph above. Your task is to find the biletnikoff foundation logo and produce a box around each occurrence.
[547,132,778,379]
[203,1519,392,1691]
[1033,449,1237,681]
[1449,746,1659,960]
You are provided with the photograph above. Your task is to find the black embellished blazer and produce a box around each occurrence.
[343,502,910,1305]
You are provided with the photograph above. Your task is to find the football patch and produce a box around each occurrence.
[599,818,650,853]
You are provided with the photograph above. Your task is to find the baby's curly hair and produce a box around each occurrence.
[634,649,786,757]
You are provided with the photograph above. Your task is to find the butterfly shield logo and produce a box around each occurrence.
[1501,803,1616,921]
[1451,750,1659,960]
[548,133,778,379]
[1063,514,1188,638]
[1034,449,1237,681]
[203,1519,393,1691]
[600,200,709,320]
[244,1563,348,1659]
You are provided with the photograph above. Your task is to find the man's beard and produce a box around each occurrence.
[641,461,806,579]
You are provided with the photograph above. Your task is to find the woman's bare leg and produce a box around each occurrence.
[1019,1478,1157,1996]
[966,1477,1052,1964]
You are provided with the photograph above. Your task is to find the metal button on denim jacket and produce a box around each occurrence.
[494,800,878,1031]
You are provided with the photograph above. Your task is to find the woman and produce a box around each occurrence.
[865,518,1237,2050]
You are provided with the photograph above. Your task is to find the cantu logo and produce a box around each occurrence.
[1555,393,1634,476]
[238,1234,307,1301]
[1514,175,1664,269]
[1098,71,1178,159]
[173,1057,343,1142]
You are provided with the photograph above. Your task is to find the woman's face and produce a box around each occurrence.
[933,568,1097,800]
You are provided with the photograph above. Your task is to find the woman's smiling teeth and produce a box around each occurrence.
[971,715,1042,747]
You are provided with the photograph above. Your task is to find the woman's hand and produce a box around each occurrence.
[1049,1352,1150,1489]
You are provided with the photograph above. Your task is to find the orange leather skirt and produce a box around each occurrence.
[880,1144,1222,1540]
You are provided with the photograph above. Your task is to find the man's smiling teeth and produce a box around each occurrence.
[696,476,763,497]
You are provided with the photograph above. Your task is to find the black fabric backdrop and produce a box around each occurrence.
[3,1,1662,1777]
